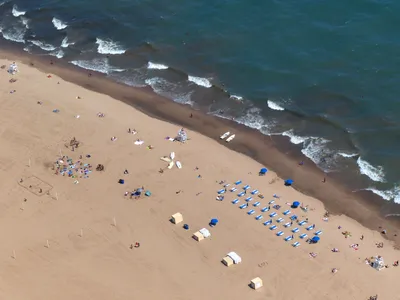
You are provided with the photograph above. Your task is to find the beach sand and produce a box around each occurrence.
[0,58,398,300]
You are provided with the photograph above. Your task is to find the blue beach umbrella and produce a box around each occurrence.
[284,179,294,186]
[259,168,268,176]
[292,201,300,208]
[311,236,320,243]
[209,218,219,227]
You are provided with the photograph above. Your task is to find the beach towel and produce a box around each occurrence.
[176,161,182,169]
[134,140,144,145]
[276,218,284,223]
[170,152,175,160]
[145,191,151,196]
[168,161,174,169]
[160,156,171,163]
[255,215,263,220]
[231,199,239,204]
[261,207,269,212]
[253,201,261,207]
[263,220,272,226]
[276,231,284,236]
[270,225,277,230]
[247,209,255,215]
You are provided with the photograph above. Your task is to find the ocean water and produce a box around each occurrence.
[1,0,400,203]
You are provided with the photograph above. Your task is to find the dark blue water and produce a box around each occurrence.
[1,0,399,202]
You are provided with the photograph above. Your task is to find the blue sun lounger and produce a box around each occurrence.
[292,241,300,248]
[292,227,299,233]
[243,185,250,190]
[283,210,291,215]
[306,225,314,231]
[269,212,277,217]
[237,191,245,197]
[261,207,269,212]
[253,201,261,207]
[239,203,247,209]
[255,214,263,220]
[251,189,259,195]
[263,219,272,226]
[230,187,237,192]
[276,231,284,236]
[284,236,293,242]
[268,200,275,204]
[276,218,284,223]
[247,209,255,215]
[299,220,307,226]
[315,230,322,235]
[217,189,225,194]
[290,215,298,221]
[299,233,308,239]
[234,180,242,185]
[269,225,277,230]
[284,222,292,228]
[231,199,239,204]
[245,196,253,202]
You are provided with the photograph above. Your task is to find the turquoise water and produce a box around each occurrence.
[2,0,400,202]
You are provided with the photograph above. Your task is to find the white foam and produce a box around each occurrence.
[230,94,243,101]
[30,40,56,51]
[338,152,358,158]
[12,5,25,17]
[301,137,330,166]
[282,129,307,144]
[50,49,64,58]
[61,36,74,48]
[267,100,284,111]
[96,38,125,55]
[52,17,68,30]
[233,106,275,135]
[365,186,400,203]
[145,77,193,105]
[188,75,212,88]
[357,157,385,182]
[21,16,29,29]
[0,26,26,43]
[147,62,168,70]
[71,58,125,74]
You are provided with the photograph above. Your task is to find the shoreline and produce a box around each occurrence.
[1,43,399,247]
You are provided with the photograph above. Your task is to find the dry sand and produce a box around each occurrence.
[0,59,397,300]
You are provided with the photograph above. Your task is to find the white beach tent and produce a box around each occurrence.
[227,251,242,264]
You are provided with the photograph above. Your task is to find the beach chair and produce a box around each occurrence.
[276,231,284,237]
[251,189,259,195]
[284,236,293,242]
[243,185,250,190]
[234,180,242,185]
[269,225,277,230]
[218,189,225,194]
[292,241,300,248]
[247,209,255,215]
[263,219,272,226]
[298,220,307,226]
[276,218,284,223]
[224,183,230,188]
[255,214,263,220]
[269,212,277,218]
[306,225,314,231]
[261,207,269,212]
[268,200,275,204]
[292,228,299,233]
[299,233,307,239]
[237,191,245,197]
[258,194,265,199]
[284,222,292,228]
[315,230,322,235]
[283,210,291,215]
[245,196,253,202]
[231,199,239,204]
[253,201,261,207]
[239,203,247,209]
[230,187,237,192]
[290,215,298,221]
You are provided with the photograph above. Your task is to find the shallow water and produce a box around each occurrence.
[2,0,400,202]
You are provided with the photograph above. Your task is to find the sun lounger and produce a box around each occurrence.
[299,233,307,239]
[276,231,284,236]
[292,228,299,233]
[234,180,242,185]
[290,215,298,220]
[220,132,230,139]
[251,189,259,195]
[268,200,275,204]
[306,225,314,231]
[247,209,255,215]
[255,214,263,220]
[245,196,253,202]
[284,222,292,228]
[276,218,284,223]
[258,194,265,199]
[315,230,322,235]
[284,236,293,241]
[253,201,261,207]
[299,220,307,226]
[230,187,237,192]
[292,242,300,247]
[224,183,230,188]
[269,212,277,217]
[231,199,239,204]
[226,134,235,142]
[243,185,250,190]
[261,207,269,212]
[218,189,225,194]
[239,203,247,209]
[263,219,272,226]
[269,225,277,230]
[237,191,245,197]
[283,210,291,215]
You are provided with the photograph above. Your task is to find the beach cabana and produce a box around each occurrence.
[250,277,263,290]
[171,212,183,224]
[227,251,242,264]
[209,218,219,227]
[222,256,234,267]
[192,231,204,241]
[259,168,268,176]
[284,179,294,186]
[292,201,300,208]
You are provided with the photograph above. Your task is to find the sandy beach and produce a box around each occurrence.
[0,56,398,300]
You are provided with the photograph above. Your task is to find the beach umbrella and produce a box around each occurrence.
[118,179,125,184]
[311,236,320,243]
[292,201,300,208]
[259,168,268,176]
[284,179,294,186]
[209,218,219,227]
